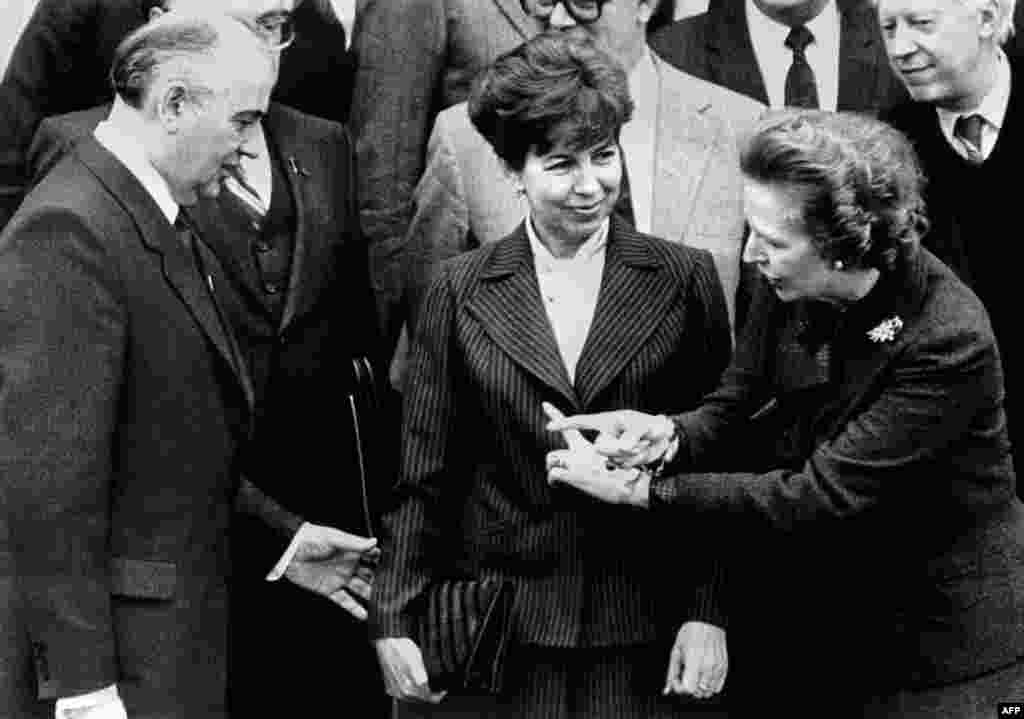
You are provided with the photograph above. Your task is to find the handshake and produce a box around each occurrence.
[542,402,677,507]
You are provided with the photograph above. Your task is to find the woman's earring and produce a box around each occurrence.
[833,260,844,271]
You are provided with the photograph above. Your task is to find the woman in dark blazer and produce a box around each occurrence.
[371,31,734,718]
[547,110,1024,718]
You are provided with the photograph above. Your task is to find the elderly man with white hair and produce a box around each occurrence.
[880,0,1024,506]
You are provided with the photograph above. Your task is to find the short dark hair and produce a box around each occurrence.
[740,110,929,271]
[468,29,633,172]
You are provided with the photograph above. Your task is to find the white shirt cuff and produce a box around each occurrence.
[55,685,127,719]
[266,521,312,581]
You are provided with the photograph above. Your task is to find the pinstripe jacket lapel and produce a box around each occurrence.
[575,218,681,407]
[465,222,579,409]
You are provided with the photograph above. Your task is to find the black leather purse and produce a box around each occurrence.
[417,577,517,694]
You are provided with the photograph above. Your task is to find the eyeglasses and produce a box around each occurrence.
[253,9,295,51]
[521,0,606,24]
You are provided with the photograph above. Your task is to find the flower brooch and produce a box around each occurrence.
[867,316,904,343]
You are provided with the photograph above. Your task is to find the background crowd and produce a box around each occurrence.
[0,0,1022,718]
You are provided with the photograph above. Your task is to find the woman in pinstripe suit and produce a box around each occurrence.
[371,30,735,718]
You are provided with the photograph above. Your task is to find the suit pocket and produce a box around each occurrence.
[110,557,178,600]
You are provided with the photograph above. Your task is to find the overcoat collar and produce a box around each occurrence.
[72,136,256,413]
[470,216,680,410]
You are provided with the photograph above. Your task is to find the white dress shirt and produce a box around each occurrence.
[936,50,1011,163]
[526,216,609,383]
[745,0,841,111]
[94,99,179,225]
[619,48,659,235]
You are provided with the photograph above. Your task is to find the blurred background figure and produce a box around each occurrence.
[650,0,907,114]
[879,0,1023,497]
[373,30,733,719]
[547,110,1024,719]
[0,0,354,229]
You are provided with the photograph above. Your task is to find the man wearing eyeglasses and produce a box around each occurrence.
[0,0,354,230]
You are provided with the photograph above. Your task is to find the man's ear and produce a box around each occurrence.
[156,83,190,133]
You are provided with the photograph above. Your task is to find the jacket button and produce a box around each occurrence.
[254,239,272,253]
[264,282,280,295]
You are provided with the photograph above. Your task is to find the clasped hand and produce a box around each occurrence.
[542,403,671,506]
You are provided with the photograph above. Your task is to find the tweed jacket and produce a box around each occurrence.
[649,0,907,115]
[652,247,1024,689]
[349,0,543,352]
[0,136,256,717]
[371,217,733,648]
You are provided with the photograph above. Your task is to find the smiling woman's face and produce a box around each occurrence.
[516,136,622,250]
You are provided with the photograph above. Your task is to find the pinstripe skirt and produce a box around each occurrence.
[395,642,730,719]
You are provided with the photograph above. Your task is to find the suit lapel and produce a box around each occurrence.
[574,220,678,408]
[490,0,543,41]
[263,105,328,331]
[73,138,254,412]
[651,58,719,245]
[837,0,885,112]
[466,225,578,409]
[705,0,769,105]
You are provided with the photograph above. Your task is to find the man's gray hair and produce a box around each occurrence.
[110,12,269,108]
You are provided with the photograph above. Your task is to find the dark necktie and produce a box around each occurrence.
[784,25,820,109]
[615,150,636,228]
[953,113,986,164]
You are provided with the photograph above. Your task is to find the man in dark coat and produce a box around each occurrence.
[880,0,1022,493]
[0,0,353,229]
[650,0,907,114]
[0,13,378,719]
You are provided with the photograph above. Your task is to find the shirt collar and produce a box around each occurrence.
[526,215,609,272]
[745,0,837,52]
[93,97,180,225]
[936,49,1012,138]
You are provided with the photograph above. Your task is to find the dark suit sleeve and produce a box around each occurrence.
[655,302,1002,530]
[0,209,125,698]
[369,262,466,639]
[0,0,97,228]
[349,0,447,349]
[679,249,734,628]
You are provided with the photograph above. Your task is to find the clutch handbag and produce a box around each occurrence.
[417,577,517,694]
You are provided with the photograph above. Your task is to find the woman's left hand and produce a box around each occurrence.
[664,621,728,700]
[546,447,651,507]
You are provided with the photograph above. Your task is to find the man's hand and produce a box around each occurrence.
[664,621,728,699]
[545,406,675,468]
[374,637,447,704]
[283,524,380,619]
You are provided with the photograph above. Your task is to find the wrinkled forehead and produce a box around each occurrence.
[876,0,953,17]
[164,0,298,15]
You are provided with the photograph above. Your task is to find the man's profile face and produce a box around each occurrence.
[158,0,297,49]
[166,61,273,204]
[879,0,989,109]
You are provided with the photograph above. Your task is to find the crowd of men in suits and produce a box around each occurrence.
[0,0,1020,716]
